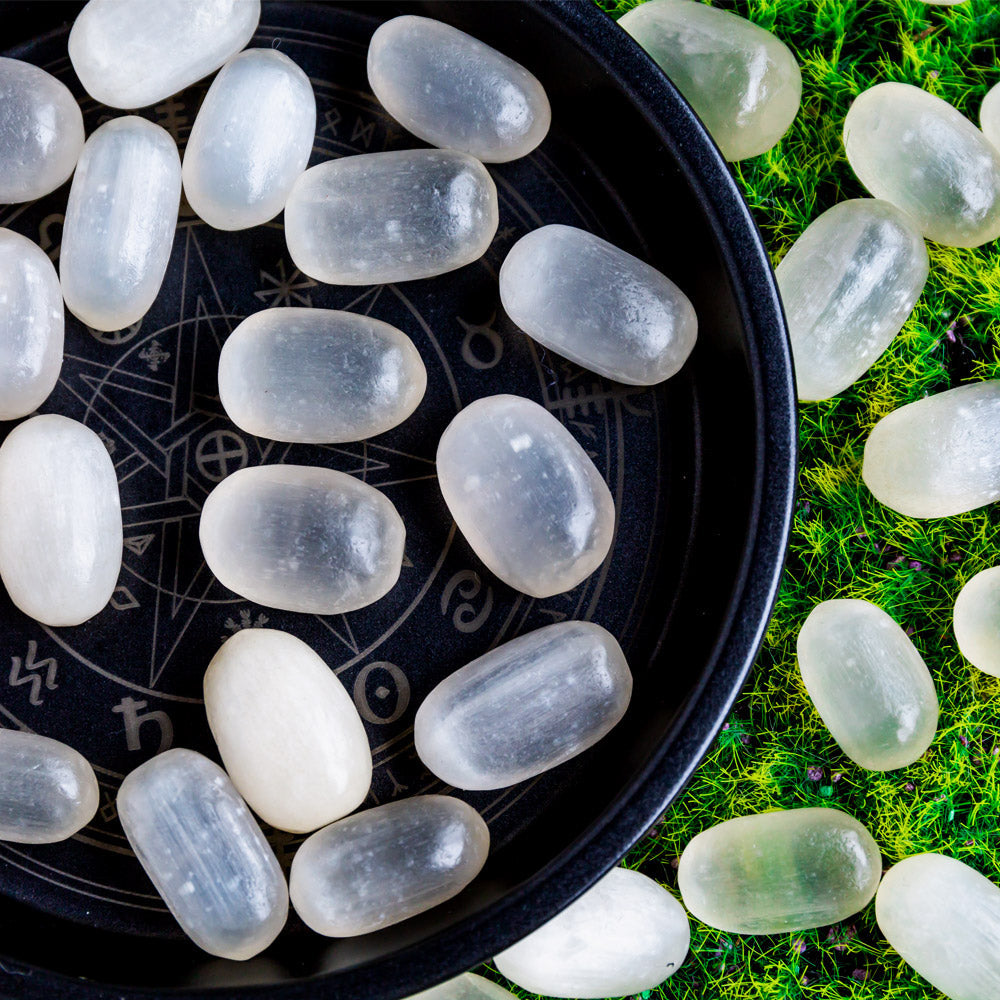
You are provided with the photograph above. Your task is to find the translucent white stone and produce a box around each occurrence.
[367,15,550,163]
[117,748,288,961]
[0,414,122,627]
[284,149,498,285]
[618,0,801,161]
[494,867,690,998]
[68,0,261,110]
[414,621,631,791]
[199,464,405,614]
[406,974,518,1000]
[182,49,315,231]
[980,83,1000,153]
[217,308,426,443]
[60,116,181,332]
[844,83,1000,248]
[0,729,98,844]
[0,57,84,203]
[953,566,1000,678]
[862,380,1000,518]
[677,807,882,933]
[289,795,489,937]
[776,200,929,401]
[499,225,697,387]
[436,395,614,598]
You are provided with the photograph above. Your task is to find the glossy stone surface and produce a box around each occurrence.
[367,15,550,163]
[844,83,1000,247]
[862,380,1000,518]
[0,414,122,627]
[289,795,489,937]
[980,82,1000,153]
[677,807,882,933]
[619,0,801,161]
[117,748,287,960]
[415,621,631,791]
[494,867,690,998]
[284,149,498,285]
[776,200,929,401]
[436,395,614,598]
[953,566,1000,678]
[406,974,519,1000]
[60,116,182,332]
[218,308,426,443]
[499,225,697,386]
[199,464,405,614]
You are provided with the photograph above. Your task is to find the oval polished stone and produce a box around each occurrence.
[199,464,405,614]
[844,83,1000,247]
[980,83,1000,153]
[60,116,181,332]
[218,308,427,443]
[0,414,122,627]
[284,149,498,285]
[415,621,631,791]
[677,807,882,933]
[953,566,1000,678]
[289,795,488,937]
[494,867,690,998]
[367,15,550,163]
[436,395,614,598]
[406,974,519,1000]
[499,225,697,386]
[69,0,261,110]
[619,0,801,161]
[776,200,929,401]
[118,748,287,960]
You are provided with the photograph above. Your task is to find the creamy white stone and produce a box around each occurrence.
[980,82,1000,153]
[284,149,498,285]
[406,974,519,1000]
[289,795,488,937]
[0,414,122,627]
[415,621,631,791]
[953,566,1000,678]
[217,308,426,443]
[60,116,181,332]
[436,395,614,598]
[199,464,404,614]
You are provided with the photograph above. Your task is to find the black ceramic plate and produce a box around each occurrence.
[0,2,795,997]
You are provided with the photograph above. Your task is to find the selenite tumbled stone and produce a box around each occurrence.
[217,308,426,443]
[415,621,631,791]
[60,116,181,332]
[406,974,518,1000]
[862,380,1000,518]
[876,854,1000,1000]
[69,0,261,109]
[844,83,1000,247]
[499,225,697,386]
[953,566,1000,678]
[289,795,489,937]
[367,15,550,163]
[199,464,405,614]
[0,729,98,844]
[618,0,801,161]
[284,149,499,285]
[118,748,287,960]
[677,807,882,933]
[776,200,928,401]
[436,395,614,598]
[980,83,1000,153]
[494,867,689,998]
[0,414,122,627]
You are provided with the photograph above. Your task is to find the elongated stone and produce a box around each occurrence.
[217,308,426,443]
[436,395,614,598]
[406,974,519,1000]
[953,566,1000,678]
[199,464,404,614]
[289,795,488,937]
[60,117,181,332]
[981,83,1000,153]
[118,748,287,960]
[367,15,550,163]
[677,807,882,933]
[284,149,498,285]
[494,867,689,998]
[415,621,631,790]
[0,415,122,627]
[776,200,928,401]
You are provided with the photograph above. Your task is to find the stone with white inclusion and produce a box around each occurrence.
[404,974,519,1000]
[953,566,1000,678]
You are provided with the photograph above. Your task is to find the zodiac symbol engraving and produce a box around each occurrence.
[138,340,171,372]
[9,642,58,706]
[440,570,493,634]
[37,213,64,262]
[111,697,173,754]
[195,430,248,482]
[458,312,504,370]
[353,661,411,725]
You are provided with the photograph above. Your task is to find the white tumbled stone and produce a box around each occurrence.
[289,795,489,937]
[436,395,614,598]
[980,83,1000,153]
[953,566,1000,678]
[218,308,426,443]
[406,974,518,1000]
